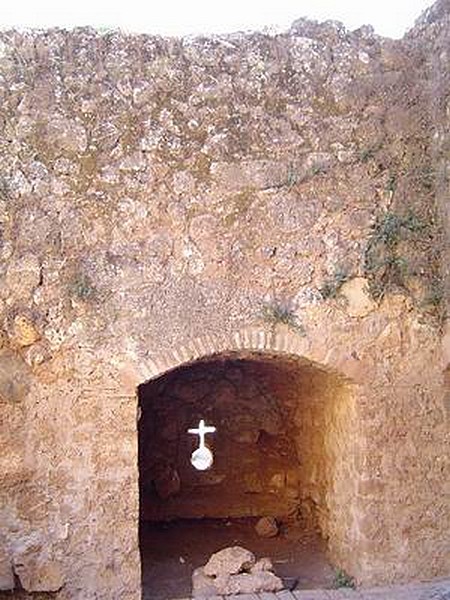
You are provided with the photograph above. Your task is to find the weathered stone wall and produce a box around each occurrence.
[294,369,356,560]
[413,0,450,410]
[0,1,449,597]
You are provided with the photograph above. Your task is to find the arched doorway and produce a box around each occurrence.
[137,351,355,599]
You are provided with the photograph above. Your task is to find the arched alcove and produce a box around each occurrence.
[137,350,357,599]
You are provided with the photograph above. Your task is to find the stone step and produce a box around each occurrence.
[174,577,450,600]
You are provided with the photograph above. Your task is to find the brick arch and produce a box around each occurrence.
[136,325,363,583]
[135,325,338,386]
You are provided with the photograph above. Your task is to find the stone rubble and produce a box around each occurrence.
[192,546,284,598]
[255,517,280,538]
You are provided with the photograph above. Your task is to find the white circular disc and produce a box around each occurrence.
[191,447,213,471]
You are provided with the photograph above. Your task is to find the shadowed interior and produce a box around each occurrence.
[138,352,356,597]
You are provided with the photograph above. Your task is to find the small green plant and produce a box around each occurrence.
[416,165,435,191]
[319,268,349,299]
[262,163,299,192]
[261,301,305,334]
[70,272,96,300]
[360,148,372,162]
[359,140,382,163]
[422,278,445,310]
[97,26,117,34]
[285,164,298,189]
[311,163,327,176]
[333,568,355,589]
[0,178,9,200]
[386,173,397,194]
[364,210,426,300]
[367,278,386,301]
[367,211,425,251]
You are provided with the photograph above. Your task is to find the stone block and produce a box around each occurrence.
[340,278,377,318]
[292,591,331,599]
[5,253,41,300]
[255,517,279,538]
[16,560,64,592]
[276,591,296,599]
[0,349,32,403]
[204,547,255,577]
[11,315,40,347]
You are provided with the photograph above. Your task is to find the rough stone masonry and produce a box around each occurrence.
[0,0,449,598]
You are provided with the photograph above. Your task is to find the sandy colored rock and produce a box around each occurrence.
[11,315,40,347]
[46,114,88,154]
[193,548,283,597]
[340,277,377,317]
[16,560,64,592]
[256,516,279,538]
[442,322,450,367]
[23,341,51,367]
[0,348,31,404]
[192,566,284,597]
[251,557,274,572]
[204,546,255,577]
[220,570,284,594]
[5,253,41,299]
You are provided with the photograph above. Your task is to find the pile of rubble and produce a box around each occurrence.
[192,546,284,597]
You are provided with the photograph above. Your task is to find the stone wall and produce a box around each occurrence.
[294,367,356,558]
[0,1,449,598]
[414,0,450,411]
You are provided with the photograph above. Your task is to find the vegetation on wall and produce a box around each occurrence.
[260,300,305,335]
[319,268,349,300]
[362,208,446,325]
[363,210,426,300]
[69,272,96,300]
[333,567,355,589]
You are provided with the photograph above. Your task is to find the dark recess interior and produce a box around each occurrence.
[138,353,341,599]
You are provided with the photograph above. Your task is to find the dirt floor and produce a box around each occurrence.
[140,517,336,600]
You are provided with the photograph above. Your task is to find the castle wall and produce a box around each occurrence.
[0,6,449,596]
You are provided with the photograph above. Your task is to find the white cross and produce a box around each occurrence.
[188,419,216,449]
[188,420,216,471]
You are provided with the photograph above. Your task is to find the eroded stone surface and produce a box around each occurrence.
[204,547,256,577]
[0,546,14,591]
[16,560,64,592]
[10,315,40,347]
[340,278,377,318]
[0,348,32,403]
[0,3,449,599]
